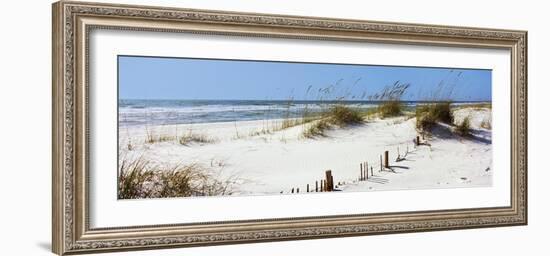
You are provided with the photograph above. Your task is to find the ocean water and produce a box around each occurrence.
[118,99,481,127]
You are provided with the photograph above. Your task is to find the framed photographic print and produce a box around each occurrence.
[52,1,527,255]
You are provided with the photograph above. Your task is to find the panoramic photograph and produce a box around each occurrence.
[117,56,492,199]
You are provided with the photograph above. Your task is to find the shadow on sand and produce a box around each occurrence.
[429,123,492,145]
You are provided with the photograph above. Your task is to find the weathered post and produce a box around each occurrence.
[297,188,300,193]
[307,184,310,192]
[360,163,363,181]
[291,188,294,193]
[380,155,383,172]
[325,170,333,192]
[384,150,389,168]
[365,162,369,179]
[416,135,420,146]
[315,181,318,192]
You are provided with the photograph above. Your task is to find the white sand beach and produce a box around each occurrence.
[118,106,492,196]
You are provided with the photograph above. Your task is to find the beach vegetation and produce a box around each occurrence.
[178,131,216,145]
[303,119,331,138]
[118,157,236,199]
[302,105,363,138]
[455,116,471,137]
[328,105,364,126]
[372,81,411,118]
[378,100,402,118]
[249,127,274,137]
[143,127,216,145]
[416,101,454,131]
[145,126,156,144]
[144,127,176,144]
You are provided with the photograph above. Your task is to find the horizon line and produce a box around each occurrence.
[119,98,491,102]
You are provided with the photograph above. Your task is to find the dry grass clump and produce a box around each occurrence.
[278,116,319,131]
[416,102,454,132]
[118,158,153,199]
[416,112,437,131]
[145,127,176,144]
[378,101,402,118]
[281,118,301,130]
[118,157,235,199]
[178,131,216,146]
[276,96,320,132]
[328,105,363,126]
[302,105,363,138]
[455,116,471,137]
[249,127,273,137]
[144,127,215,146]
[372,81,410,118]
[303,119,331,138]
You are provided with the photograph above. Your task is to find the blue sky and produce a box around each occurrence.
[118,55,491,101]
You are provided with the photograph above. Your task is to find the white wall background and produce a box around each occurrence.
[0,0,547,255]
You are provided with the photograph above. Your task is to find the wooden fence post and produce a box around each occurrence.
[384,150,389,168]
[365,162,369,179]
[325,170,333,192]
[315,181,318,192]
[380,155,383,172]
[360,163,363,181]
[307,184,310,192]
[416,135,420,146]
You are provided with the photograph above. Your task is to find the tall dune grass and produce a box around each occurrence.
[118,157,236,199]
[372,81,410,118]
[328,105,364,126]
[455,116,471,137]
[302,105,363,138]
[416,102,454,131]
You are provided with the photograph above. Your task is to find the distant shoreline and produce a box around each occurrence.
[118,100,491,127]
[119,98,492,104]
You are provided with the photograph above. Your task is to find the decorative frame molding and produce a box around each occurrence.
[52,1,527,255]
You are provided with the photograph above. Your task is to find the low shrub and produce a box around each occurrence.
[328,105,364,126]
[416,102,454,132]
[455,116,471,137]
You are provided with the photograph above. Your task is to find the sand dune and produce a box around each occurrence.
[118,107,492,196]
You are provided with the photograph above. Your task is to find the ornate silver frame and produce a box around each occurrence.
[52,1,527,255]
